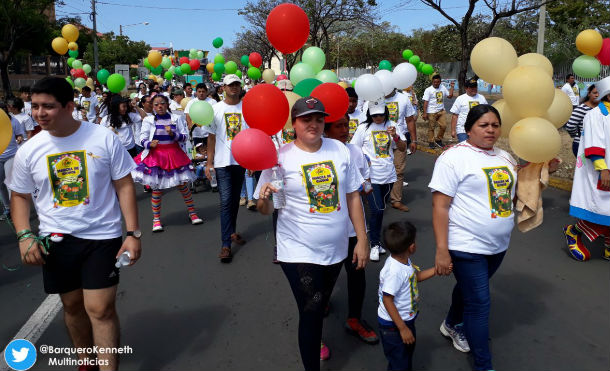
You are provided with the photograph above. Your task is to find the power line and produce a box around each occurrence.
[96,1,240,11]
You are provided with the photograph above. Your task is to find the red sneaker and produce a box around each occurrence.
[345,318,379,344]
[320,342,330,360]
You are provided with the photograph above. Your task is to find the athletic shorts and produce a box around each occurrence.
[42,235,122,294]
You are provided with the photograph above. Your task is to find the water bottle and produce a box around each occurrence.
[271,166,286,209]
[115,251,131,268]
[363,180,373,193]
[209,168,218,187]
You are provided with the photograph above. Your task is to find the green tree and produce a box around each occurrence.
[82,33,150,71]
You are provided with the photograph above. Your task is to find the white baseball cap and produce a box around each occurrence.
[223,74,242,86]
[368,100,386,115]
[595,76,610,102]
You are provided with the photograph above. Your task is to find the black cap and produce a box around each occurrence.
[291,96,329,118]
[464,77,478,88]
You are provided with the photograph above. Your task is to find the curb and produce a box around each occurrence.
[415,144,573,192]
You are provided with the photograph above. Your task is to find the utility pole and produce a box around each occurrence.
[91,0,99,72]
[536,1,546,54]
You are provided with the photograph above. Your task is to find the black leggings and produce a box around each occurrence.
[281,262,342,371]
[344,236,366,319]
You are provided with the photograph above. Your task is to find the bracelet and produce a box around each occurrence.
[16,229,31,239]
[393,136,400,143]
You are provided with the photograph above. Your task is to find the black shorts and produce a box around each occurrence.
[42,235,122,294]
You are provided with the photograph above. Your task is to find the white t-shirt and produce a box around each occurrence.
[6,122,136,239]
[449,93,488,134]
[348,109,367,141]
[384,91,415,134]
[100,112,142,150]
[561,83,580,106]
[428,142,518,255]
[378,257,419,322]
[346,143,369,238]
[185,97,217,138]
[422,85,450,113]
[79,95,98,123]
[169,99,181,112]
[205,101,249,168]
[11,112,36,134]
[0,117,25,160]
[349,120,404,184]
[254,138,363,265]
[23,101,32,116]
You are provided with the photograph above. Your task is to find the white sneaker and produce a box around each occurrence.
[440,320,470,352]
[370,246,380,262]
[407,148,412,155]
[378,246,387,254]
[402,182,409,187]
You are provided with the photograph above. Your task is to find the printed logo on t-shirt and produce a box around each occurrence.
[572,86,578,95]
[482,166,514,218]
[468,101,480,109]
[47,151,90,208]
[301,161,340,214]
[282,128,295,144]
[371,130,391,158]
[435,91,443,104]
[224,112,242,140]
[81,100,90,111]
[386,102,399,122]
[348,119,359,141]
[408,94,413,103]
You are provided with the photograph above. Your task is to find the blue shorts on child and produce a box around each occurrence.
[378,316,416,371]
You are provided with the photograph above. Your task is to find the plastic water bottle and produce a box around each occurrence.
[363,180,373,193]
[115,251,131,268]
[209,168,218,187]
[271,166,286,209]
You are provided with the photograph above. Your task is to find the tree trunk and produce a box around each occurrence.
[0,60,12,98]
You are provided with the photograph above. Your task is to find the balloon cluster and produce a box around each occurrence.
[143,49,203,83]
[353,61,418,102]
[471,37,569,163]
[51,24,102,91]
[573,29,609,78]
[400,50,434,75]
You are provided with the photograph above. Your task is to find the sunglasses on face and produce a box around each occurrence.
[371,114,385,118]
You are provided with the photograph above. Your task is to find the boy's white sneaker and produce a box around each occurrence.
[370,245,380,262]
[378,246,387,254]
[440,320,470,352]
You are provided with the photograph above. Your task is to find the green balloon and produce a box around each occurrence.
[315,70,338,83]
[161,57,172,69]
[402,49,413,60]
[164,71,174,80]
[68,50,79,58]
[351,79,356,88]
[409,55,420,65]
[189,100,215,126]
[379,60,392,71]
[294,78,323,97]
[65,77,74,87]
[572,55,601,79]
[212,37,224,49]
[235,70,242,78]
[302,46,326,74]
[72,60,83,69]
[107,73,125,93]
[168,66,176,73]
[212,72,222,81]
[240,55,249,66]
[83,64,92,74]
[190,48,197,55]
[74,77,86,89]
[180,63,192,74]
[417,61,425,72]
[225,61,238,75]
[96,69,110,84]
[197,51,204,59]
[421,64,434,75]
[143,58,151,69]
[174,67,184,76]
[290,62,315,85]
[214,63,225,74]
[214,54,225,64]
[151,66,163,75]
[67,57,75,67]
[248,67,261,80]
[130,93,137,99]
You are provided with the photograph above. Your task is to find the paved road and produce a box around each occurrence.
[1,150,608,371]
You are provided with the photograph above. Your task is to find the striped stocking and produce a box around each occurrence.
[177,184,197,217]
[151,190,162,225]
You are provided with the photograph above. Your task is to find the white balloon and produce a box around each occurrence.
[374,69,394,96]
[355,74,384,102]
[392,62,417,89]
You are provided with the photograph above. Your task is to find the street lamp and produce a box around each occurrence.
[119,22,149,36]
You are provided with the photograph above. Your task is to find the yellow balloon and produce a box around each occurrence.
[180,97,191,110]
[509,117,561,163]
[148,50,162,68]
[156,77,164,85]
[262,69,276,84]
[492,99,521,138]
[284,91,301,130]
[148,74,156,80]
[470,37,518,85]
[543,89,573,128]
[576,29,603,56]
[68,42,78,51]
[0,110,13,154]
[62,24,80,43]
[51,37,69,55]
[517,53,553,78]
[502,66,555,118]
[338,81,349,89]
[86,77,94,88]
[206,63,214,73]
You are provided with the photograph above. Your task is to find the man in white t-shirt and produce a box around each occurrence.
[19,86,32,116]
[185,83,218,146]
[6,77,141,371]
[346,87,367,142]
[450,78,488,143]
[8,97,39,140]
[422,74,454,148]
[169,88,185,113]
[79,86,99,123]
[205,74,249,262]
[561,73,580,107]
[184,83,195,98]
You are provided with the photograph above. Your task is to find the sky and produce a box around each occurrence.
[56,0,474,60]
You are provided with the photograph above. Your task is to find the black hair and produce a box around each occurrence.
[184,82,192,88]
[152,93,172,112]
[464,104,501,133]
[31,77,74,107]
[81,86,91,93]
[364,105,391,130]
[345,87,358,99]
[583,84,596,103]
[108,96,132,130]
[138,83,147,90]
[0,101,8,115]
[383,221,417,255]
[432,74,441,80]
[196,83,208,91]
[19,86,31,94]
[566,73,575,80]
[138,94,151,108]
[324,113,350,132]
[7,97,24,111]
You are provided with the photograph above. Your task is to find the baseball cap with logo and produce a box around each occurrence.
[291,96,329,118]
[464,77,478,88]
[223,74,242,86]
[368,99,386,115]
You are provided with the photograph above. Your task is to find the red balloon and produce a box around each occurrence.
[249,52,263,68]
[277,74,288,81]
[266,3,310,54]
[189,59,201,71]
[179,56,189,65]
[73,69,86,79]
[242,84,289,135]
[70,68,76,76]
[311,83,349,123]
[597,38,610,66]
[231,128,278,170]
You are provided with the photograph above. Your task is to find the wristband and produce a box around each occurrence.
[393,136,400,143]
[16,229,31,239]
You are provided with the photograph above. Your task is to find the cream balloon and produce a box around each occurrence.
[284,91,301,129]
[156,77,164,85]
[517,53,553,78]
[502,65,555,118]
[374,69,395,96]
[509,117,561,163]
[86,77,94,88]
[180,97,192,110]
[262,69,276,84]
[576,29,603,56]
[148,50,162,68]
[491,99,521,138]
[470,37,518,85]
[543,89,573,128]
[338,81,349,89]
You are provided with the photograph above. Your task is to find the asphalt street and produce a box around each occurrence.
[1,150,608,371]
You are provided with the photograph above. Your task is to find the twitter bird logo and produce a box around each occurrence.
[3,339,36,371]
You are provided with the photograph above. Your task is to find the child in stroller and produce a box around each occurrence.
[191,142,213,193]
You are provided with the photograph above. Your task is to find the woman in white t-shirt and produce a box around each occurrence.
[255,97,369,371]
[100,96,142,157]
[429,104,517,371]
[350,100,406,262]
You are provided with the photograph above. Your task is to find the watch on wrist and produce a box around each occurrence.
[126,230,142,239]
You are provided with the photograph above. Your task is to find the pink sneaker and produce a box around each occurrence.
[190,213,204,225]
[320,342,330,360]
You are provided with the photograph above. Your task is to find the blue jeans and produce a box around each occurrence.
[572,141,579,157]
[457,133,469,142]
[195,165,205,180]
[445,250,506,371]
[379,318,416,371]
[216,165,245,247]
[366,183,392,245]
[240,171,256,200]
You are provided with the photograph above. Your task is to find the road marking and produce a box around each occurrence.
[1,294,62,371]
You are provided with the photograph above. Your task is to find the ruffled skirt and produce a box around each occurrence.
[131,143,195,189]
